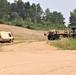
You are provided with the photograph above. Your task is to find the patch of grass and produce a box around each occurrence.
[0,37,45,47]
[15,37,46,41]
[50,38,76,50]
[0,37,27,46]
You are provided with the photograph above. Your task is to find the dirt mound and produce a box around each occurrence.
[0,24,46,40]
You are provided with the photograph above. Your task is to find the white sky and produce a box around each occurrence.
[8,0,76,25]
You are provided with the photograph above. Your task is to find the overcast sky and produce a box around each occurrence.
[8,0,76,25]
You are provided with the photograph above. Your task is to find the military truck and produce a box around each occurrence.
[0,31,14,43]
[44,28,76,40]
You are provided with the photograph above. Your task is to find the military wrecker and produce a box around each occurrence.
[44,28,76,40]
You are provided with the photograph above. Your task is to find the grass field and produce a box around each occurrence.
[50,38,76,50]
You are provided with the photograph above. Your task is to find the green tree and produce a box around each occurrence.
[17,0,25,19]
[24,1,31,19]
[29,3,37,23]
[36,4,43,23]
[69,9,76,27]
[44,8,51,21]
[29,3,43,23]
[51,11,65,24]
[0,0,10,19]
[11,2,17,12]
[10,12,19,20]
[0,0,66,30]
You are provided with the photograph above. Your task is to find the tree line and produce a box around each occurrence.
[0,0,76,30]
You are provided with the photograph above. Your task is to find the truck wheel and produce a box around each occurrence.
[48,35,51,40]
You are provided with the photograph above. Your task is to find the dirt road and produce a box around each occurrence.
[0,41,76,75]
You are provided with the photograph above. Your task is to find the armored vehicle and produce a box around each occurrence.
[0,31,14,43]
